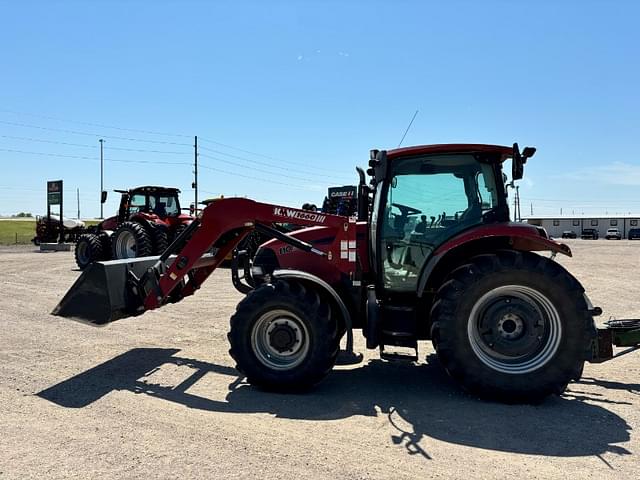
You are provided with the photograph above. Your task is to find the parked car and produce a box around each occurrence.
[628,228,640,240]
[581,228,599,239]
[561,230,577,239]
[605,228,622,240]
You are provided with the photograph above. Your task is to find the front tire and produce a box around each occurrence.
[229,280,338,390]
[74,234,103,270]
[431,250,594,403]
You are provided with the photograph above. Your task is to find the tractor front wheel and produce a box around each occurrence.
[228,280,339,390]
[74,234,103,270]
[111,222,152,260]
[431,250,594,403]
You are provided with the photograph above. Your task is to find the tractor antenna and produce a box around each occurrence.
[397,109,419,147]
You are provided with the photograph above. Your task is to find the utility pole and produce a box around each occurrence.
[515,185,521,222]
[99,139,104,219]
[530,202,533,216]
[193,135,198,215]
[77,188,80,219]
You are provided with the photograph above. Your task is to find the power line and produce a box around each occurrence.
[199,152,345,184]
[198,144,351,181]
[0,120,192,146]
[103,145,190,154]
[198,136,344,174]
[198,163,320,191]
[1,112,355,179]
[0,134,97,149]
[0,133,190,154]
[0,108,192,138]
[0,147,191,165]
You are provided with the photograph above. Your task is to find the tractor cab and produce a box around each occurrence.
[368,144,523,293]
[116,186,182,223]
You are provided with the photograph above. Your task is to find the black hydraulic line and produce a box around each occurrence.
[254,223,326,256]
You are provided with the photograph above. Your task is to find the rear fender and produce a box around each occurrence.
[417,229,571,298]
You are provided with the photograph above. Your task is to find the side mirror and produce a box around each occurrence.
[101,191,108,203]
[512,143,536,181]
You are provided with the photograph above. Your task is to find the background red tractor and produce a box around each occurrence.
[74,186,193,269]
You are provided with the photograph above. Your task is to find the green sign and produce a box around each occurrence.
[47,180,63,206]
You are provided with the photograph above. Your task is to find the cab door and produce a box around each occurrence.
[375,154,498,293]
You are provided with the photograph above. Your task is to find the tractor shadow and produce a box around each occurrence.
[38,348,633,460]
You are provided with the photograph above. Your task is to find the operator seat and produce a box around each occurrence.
[155,202,167,218]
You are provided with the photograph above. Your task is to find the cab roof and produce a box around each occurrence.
[387,144,513,161]
[115,186,181,194]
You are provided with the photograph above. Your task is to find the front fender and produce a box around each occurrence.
[271,269,354,353]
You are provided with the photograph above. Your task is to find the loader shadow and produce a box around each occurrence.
[38,348,633,459]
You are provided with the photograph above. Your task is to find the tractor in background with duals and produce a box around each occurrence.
[74,186,194,269]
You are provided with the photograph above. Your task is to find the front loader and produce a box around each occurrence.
[53,143,640,403]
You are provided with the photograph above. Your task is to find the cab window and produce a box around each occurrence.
[129,194,147,214]
[381,154,495,292]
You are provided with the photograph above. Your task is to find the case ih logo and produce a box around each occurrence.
[330,191,354,198]
[329,186,356,198]
[273,207,326,223]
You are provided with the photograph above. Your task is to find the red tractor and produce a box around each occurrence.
[74,186,194,269]
[55,143,640,403]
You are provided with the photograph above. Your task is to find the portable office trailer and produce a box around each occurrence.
[526,216,640,239]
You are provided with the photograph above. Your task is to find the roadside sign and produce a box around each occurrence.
[47,180,64,243]
[48,180,63,206]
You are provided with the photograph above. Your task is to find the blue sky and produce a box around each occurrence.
[1,0,639,218]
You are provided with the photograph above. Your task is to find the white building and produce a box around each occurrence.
[525,215,640,239]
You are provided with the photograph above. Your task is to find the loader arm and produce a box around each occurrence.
[53,198,357,325]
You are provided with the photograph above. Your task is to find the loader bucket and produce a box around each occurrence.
[52,256,162,326]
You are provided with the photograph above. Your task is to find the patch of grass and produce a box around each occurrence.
[0,219,100,245]
[0,220,36,245]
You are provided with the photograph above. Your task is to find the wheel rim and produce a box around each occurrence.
[467,285,562,374]
[251,309,310,370]
[76,242,89,264]
[114,231,137,258]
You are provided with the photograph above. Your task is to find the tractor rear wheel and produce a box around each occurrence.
[430,250,594,403]
[111,222,152,260]
[152,227,169,255]
[228,280,339,390]
[74,234,103,270]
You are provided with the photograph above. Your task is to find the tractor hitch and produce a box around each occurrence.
[591,319,640,363]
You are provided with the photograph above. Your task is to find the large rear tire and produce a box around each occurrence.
[151,226,169,255]
[111,222,152,260]
[75,234,103,270]
[430,250,594,403]
[228,280,339,390]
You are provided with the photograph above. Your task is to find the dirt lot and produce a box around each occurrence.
[1,240,639,479]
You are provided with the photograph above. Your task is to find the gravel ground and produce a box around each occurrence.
[1,240,639,479]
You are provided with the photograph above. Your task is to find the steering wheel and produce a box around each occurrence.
[391,202,422,217]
